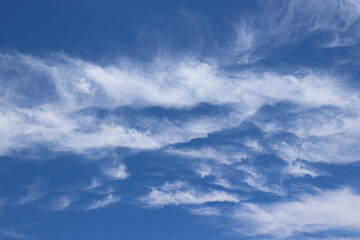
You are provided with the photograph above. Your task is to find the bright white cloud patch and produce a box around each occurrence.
[285,161,321,178]
[235,188,360,238]
[103,164,128,180]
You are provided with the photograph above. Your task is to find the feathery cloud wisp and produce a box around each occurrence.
[141,181,240,207]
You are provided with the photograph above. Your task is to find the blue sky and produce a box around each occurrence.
[1,0,360,239]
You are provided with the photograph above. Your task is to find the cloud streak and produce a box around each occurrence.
[86,194,120,210]
[141,181,240,207]
[18,181,46,205]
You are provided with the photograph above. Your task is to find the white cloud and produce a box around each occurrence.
[243,140,262,152]
[141,181,240,207]
[195,163,214,178]
[235,188,360,238]
[272,133,360,164]
[0,51,358,163]
[235,165,283,194]
[86,194,120,210]
[213,178,237,190]
[167,148,282,193]
[103,164,128,180]
[285,161,321,178]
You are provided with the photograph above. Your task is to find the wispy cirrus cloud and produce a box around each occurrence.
[190,206,220,216]
[18,180,46,205]
[83,178,102,190]
[166,146,247,165]
[86,194,120,210]
[234,0,360,63]
[50,195,73,211]
[1,51,359,167]
[285,160,321,178]
[141,181,240,207]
